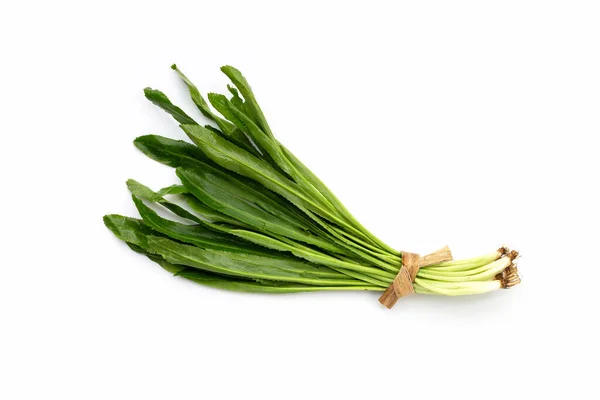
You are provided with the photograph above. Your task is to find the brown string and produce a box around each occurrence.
[378,246,453,309]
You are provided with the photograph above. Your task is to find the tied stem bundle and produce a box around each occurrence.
[104,65,521,309]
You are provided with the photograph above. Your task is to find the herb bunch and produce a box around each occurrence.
[104,65,520,302]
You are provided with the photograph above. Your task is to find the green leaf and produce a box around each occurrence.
[181,125,311,211]
[134,135,209,168]
[208,93,306,184]
[221,65,274,139]
[227,85,253,119]
[171,64,235,131]
[146,236,363,286]
[227,84,240,99]
[271,234,392,287]
[178,269,380,293]
[226,86,259,126]
[180,124,373,245]
[171,64,216,120]
[156,184,188,197]
[144,88,197,125]
[132,194,278,256]
[280,144,399,255]
[133,135,259,188]
[132,137,320,237]
[127,242,188,275]
[207,93,252,141]
[133,134,312,228]
[181,193,252,228]
[126,180,187,202]
[223,100,338,211]
[297,207,399,273]
[226,85,261,124]
[127,179,203,224]
[176,165,340,253]
[103,214,158,252]
[149,255,188,275]
[126,241,380,292]
[230,230,395,281]
[171,65,258,155]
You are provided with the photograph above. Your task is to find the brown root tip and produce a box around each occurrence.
[507,250,520,261]
[497,263,521,288]
[497,246,510,257]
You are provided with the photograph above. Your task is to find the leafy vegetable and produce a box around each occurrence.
[104,65,521,306]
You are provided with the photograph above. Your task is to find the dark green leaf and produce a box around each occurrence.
[127,179,203,224]
[126,179,187,202]
[156,184,188,197]
[178,269,380,293]
[147,236,363,286]
[132,195,279,256]
[127,242,188,275]
[207,93,252,141]
[221,65,274,139]
[180,124,371,244]
[171,64,216,121]
[181,193,252,228]
[171,65,258,155]
[229,230,395,281]
[103,214,158,252]
[133,135,208,168]
[144,88,197,125]
[208,94,307,184]
[176,165,340,252]
[180,125,309,210]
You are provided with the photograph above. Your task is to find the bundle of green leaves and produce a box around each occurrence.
[104,65,520,301]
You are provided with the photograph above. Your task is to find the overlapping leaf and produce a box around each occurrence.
[104,64,403,295]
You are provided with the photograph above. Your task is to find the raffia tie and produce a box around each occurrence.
[378,246,453,309]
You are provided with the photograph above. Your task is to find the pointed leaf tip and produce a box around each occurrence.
[102,214,112,228]
[221,65,239,73]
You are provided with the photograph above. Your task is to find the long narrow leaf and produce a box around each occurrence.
[179,269,381,293]
[144,88,197,125]
[220,65,274,139]
[176,166,341,253]
[147,236,365,286]
[170,64,260,155]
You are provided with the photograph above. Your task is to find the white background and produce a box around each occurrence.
[1,1,599,399]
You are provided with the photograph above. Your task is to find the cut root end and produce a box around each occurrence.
[507,250,520,261]
[497,246,510,257]
[495,248,521,288]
